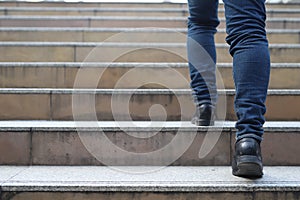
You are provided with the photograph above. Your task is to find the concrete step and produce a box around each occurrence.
[263,2,300,8]
[0,28,299,44]
[0,16,299,29]
[0,7,190,17]
[0,2,189,8]
[0,88,298,121]
[0,42,299,63]
[1,7,300,18]
[1,166,299,199]
[0,121,300,166]
[0,62,299,89]
[266,8,300,17]
[1,1,300,9]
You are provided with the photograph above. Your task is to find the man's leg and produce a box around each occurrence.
[223,0,271,177]
[187,0,219,126]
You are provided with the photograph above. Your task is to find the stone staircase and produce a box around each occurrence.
[0,1,300,200]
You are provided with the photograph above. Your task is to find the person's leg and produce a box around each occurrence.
[187,0,219,126]
[223,0,270,177]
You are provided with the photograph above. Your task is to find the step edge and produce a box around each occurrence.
[0,27,299,33]
[0,121,299,132]
[2,6,300,13]
[1,42,300,48]
[1,15,300,21]
[0,88,300,95]
[0,62,300,68]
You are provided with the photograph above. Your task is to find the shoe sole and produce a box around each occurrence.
[233,156,263,178]
[192,120,215,126]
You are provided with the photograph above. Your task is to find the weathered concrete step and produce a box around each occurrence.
[1,166,300,200]
[0,62,299,89]
[0,121,300,166]
[0,7,190,17]
[0,88,298,121]
[264,3,300,9]
[1,1,300,9]
[0,16,299,29]
[1,28,299,44]
[0,42,299,63]
[0,2,188,8]
[1,7,300,18]
[266,8,300,17]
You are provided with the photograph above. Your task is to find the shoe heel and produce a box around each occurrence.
[235,155,263,177]
[235,163,263,178]
[194,120,214,126]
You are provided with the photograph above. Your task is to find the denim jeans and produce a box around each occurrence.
[187,0,270,141]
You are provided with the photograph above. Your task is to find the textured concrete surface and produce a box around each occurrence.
[0,42,300,62]
[0,62,299,89]
[0,28,299,43]
[0,7,299,17]
[0,121,299,166]
[0,166,28,185]
[0,132,31,164]
[0,120,300,131]
[0,88,300,120]
[0,16,300,29]
[0,192,256,200]
[1,166,300,192]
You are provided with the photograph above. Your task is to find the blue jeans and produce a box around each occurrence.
[187,0,270,142]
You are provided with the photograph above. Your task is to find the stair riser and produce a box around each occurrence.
[0,18,299,29]
[0,66,299,89]
[1,129,299,166]
[0,31,299,44]
[0,45,299,63]
[266,12,300,18]
[1,2,300,9]
[2,191,300,200]
[0,92,298,121]
[0,10,189,17]
[0,2,189,8]
[1,9,300,18]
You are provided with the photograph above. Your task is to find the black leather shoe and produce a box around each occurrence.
[232,138,263,178]
[191,104,215,126]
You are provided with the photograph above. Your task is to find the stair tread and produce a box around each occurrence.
[0,88,299,95]
[1,166,300,192]
[0,27,299,32]
[0,62,299,68]
[0,120,299,131]
[1,41,300,48]
[1,6,300,12]
[1,15,300,20]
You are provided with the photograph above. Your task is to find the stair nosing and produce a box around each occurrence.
[1,41,300,48]
[1,6,300,13]
[1,15,300,22]
[0,120,299,132]
[0,62,300,68]
[0,27,299,34]
[0,88,300,95]
[0,7,189,12]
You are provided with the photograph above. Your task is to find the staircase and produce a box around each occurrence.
[0,1,300,200]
